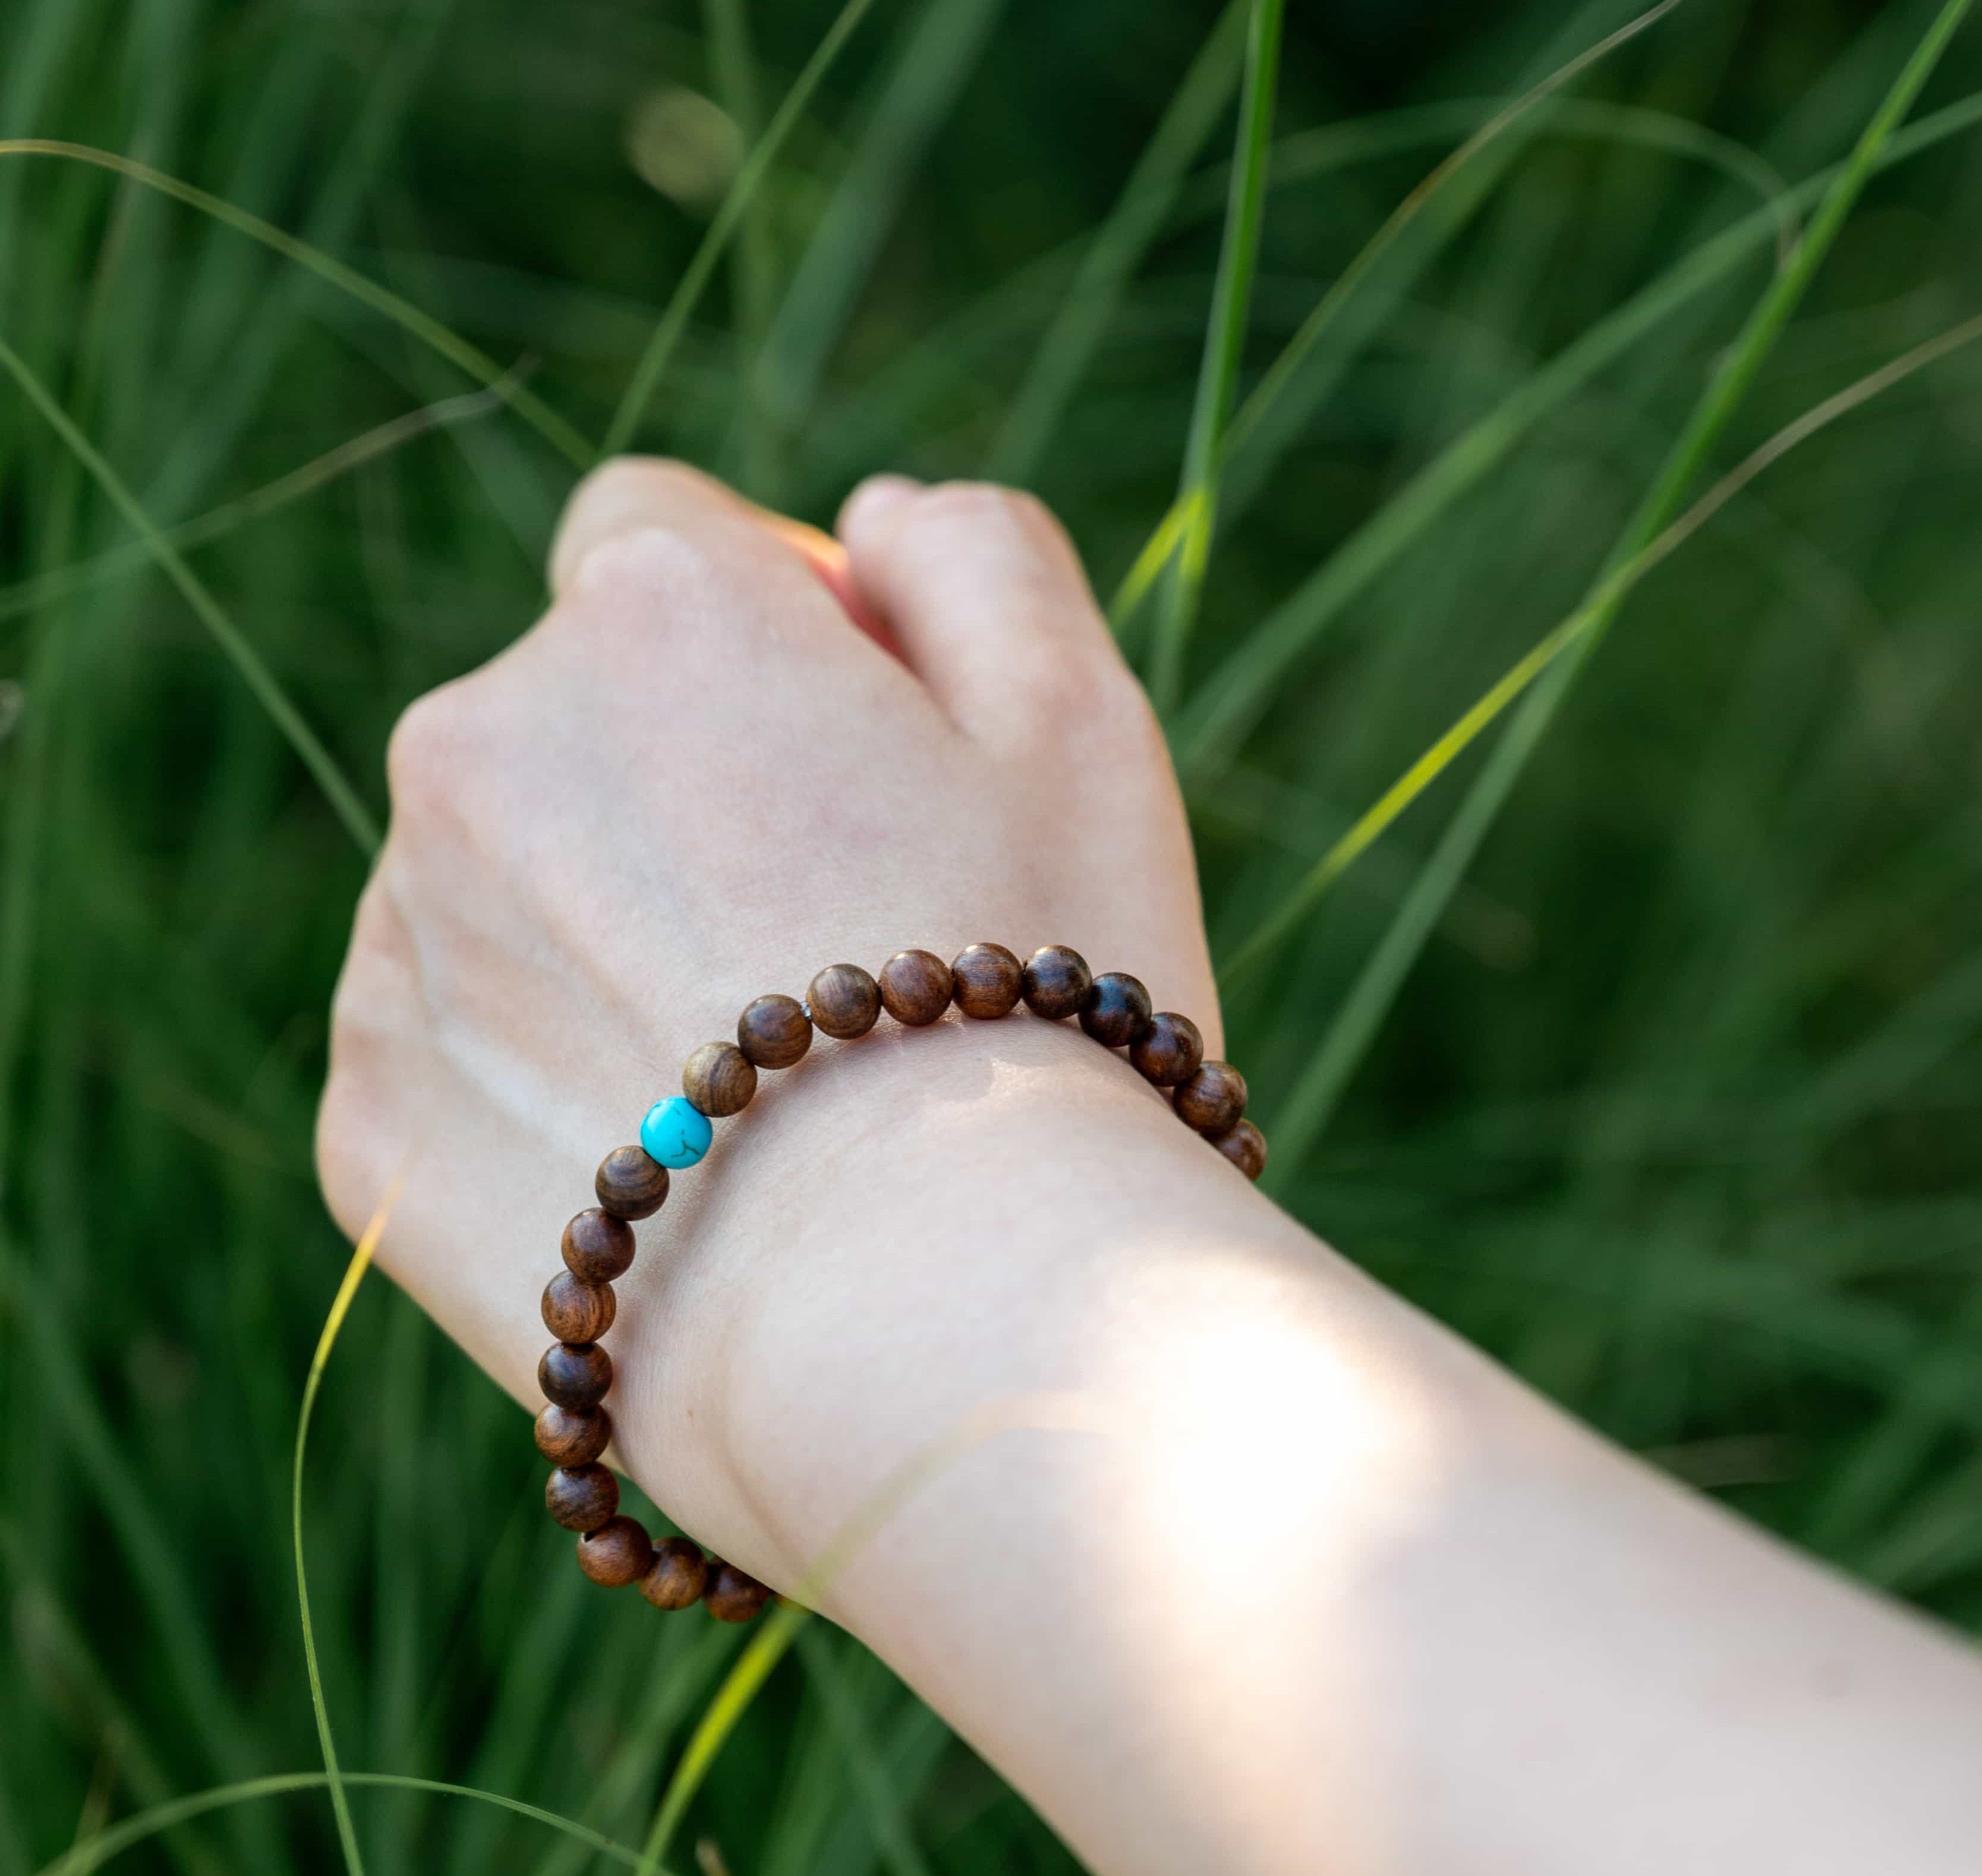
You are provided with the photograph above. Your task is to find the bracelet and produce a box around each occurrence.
[532,944,1266,1623]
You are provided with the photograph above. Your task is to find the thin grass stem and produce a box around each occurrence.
[637,1603,811,1874]
[1220,310,1982,986]
[30,1771,673,1876]
[292,1177,403,1876]
[636,1391,1124,1874]
[736,0,1007,494]
[0,333,382,855]
[601,0,881,461]
[702,0,779,494]
[0,144,591,469]
[1113,0,1688,635]
[1146,0,1283,713]
[1262,0,1978,1179]
[1171,83,1982,771]
[0,376,518,628]
[984,0,1249,485]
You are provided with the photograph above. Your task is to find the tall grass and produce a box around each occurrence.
[2,1,1980,1871]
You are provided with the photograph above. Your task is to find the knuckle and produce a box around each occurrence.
[384,680,479,816]
[564,521,713,606]
[1007,639,1150,737]
[918,480,1051,540]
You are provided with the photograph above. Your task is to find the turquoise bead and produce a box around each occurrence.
[641,1096,712,1169]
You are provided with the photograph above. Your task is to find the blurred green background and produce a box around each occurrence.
[3,0,1980,1869]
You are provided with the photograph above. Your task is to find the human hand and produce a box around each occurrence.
[314,457,1229,1579]
[313,460,1982,1876]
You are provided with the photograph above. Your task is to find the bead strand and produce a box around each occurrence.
[534,944,1265,1624]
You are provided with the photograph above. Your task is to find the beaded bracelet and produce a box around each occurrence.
[532,943,1266,1623]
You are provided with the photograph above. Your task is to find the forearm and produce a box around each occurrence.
[590,1014,1982,1876]
[322,461,1982,1876]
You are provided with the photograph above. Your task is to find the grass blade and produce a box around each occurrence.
[0,376,516,629]
[0,1235,266,1851]
[638,1601,811,1875]
[1221,310,1982,988]
[31,1771,677,1876]
[805,91,1795,510]
[1262,0,1978,1179]
[292,1179,403,1876]
[1114,0,1688,635]
[0,332,383,856]
[1171,82,1982,771]
[1224,0,1688,471]
[738,0,1007,492]
[702,0,779,494]
[601,0,883,461]
[0,141,591,469]
[1145,0,1283,714]
[792,1628,936,1876]
[0,1521,230,1876]
[983,1,1249,485]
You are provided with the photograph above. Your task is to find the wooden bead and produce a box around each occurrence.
[545,1462,619,1533]
[738,993,812,1069]
[878,949,953,1026]
[683,1041,757,1116]
[639,1537,711,1610]
[1021,945,1091,1020]
[703,1559,773,1623]
[1212,1118,1268,1180]
[577,1515,654,1587]
[1130,1011,1203,1087]
[595,1146,669,1220]
[535,1402,611,1467]
[807,963,881,1039]
[538,1340,612,1409]
[1175,1060,1247,1135]
[1080,971,1153,1048]
[562,1208,636,1282]
[541,1272,616,1343]
[950,942,1023,1019]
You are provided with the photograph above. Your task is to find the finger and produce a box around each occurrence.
[552,458,898,655]
[836,475,1134,745]
[548,456,760,600]
[738,502,903,655]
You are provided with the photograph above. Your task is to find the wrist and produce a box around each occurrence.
[604,1006,1271,1587]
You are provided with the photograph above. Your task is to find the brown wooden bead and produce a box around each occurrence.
[683,1041,757,1116]
[594,1146,669,1220]
[541,1271,616,1343]
[1080,971,1153,1048]
[639,1537,711,1610]
[577,1515,654,1587]
[737,993,812,1068]
[807,963,881,1039]
[535,1402,611,1467]
[545,1462,619,1532]
[878,948,954,1026]
[703,1559,773,1623]
[1130,1011,1203,1087]
[562,1207,636,1283]
[1021,945,1092,1020]
[950,942,1023,1019]
[1175,1060,1247,1136]
[538,1340,612,1409]
[1211,1118,1268,1180]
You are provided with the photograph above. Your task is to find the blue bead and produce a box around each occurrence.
[641,1096,712,1169]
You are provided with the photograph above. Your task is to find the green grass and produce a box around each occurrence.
[4,1,1981,1871]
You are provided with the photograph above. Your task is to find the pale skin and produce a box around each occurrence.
[316,459,1982,1875]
